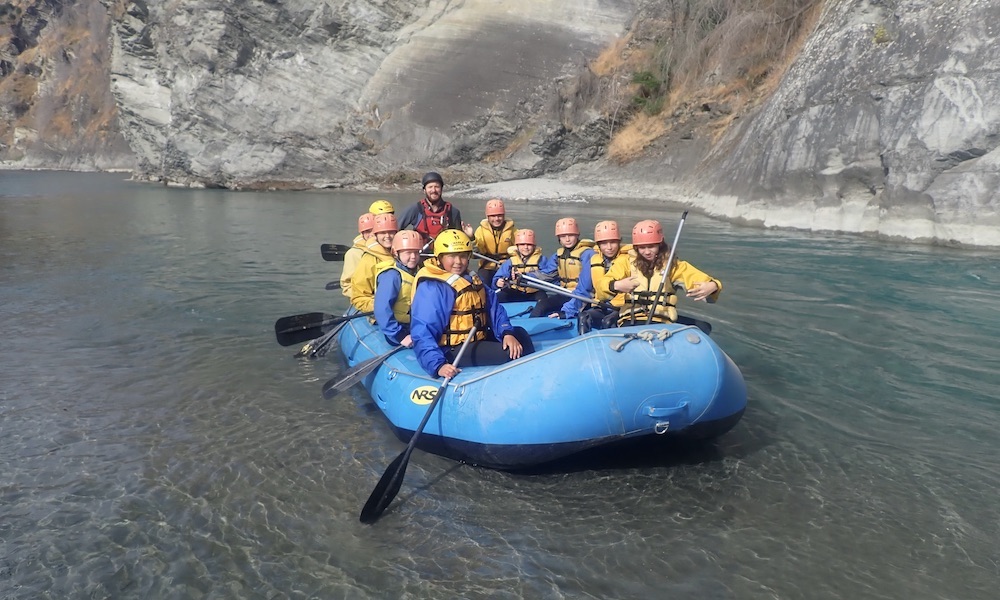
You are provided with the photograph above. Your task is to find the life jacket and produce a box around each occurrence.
[476,219,515,271]
[590,244,631,302]
[340,234,371,297]
[413,264,489,346]
[349,238,393,312]
[507,246,544,294]
[414,198,453,239]
[374,260,415,324]
[555,240,595,291]
[616,250,678,326]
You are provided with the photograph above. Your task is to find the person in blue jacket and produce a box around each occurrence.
[528,217,597,320]
[373,230,423,347]
[491,228,556,303]
[410,229,534,378]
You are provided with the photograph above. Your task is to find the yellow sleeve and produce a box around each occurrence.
[603,254,632,306]
[340,247,362,298]
[473,225,488,251]
[590,255,612,302]
[349,254,377,312]
[670,259,722,302]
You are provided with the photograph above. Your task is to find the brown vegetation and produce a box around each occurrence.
[0,0,129,163]
[599,0,825,161]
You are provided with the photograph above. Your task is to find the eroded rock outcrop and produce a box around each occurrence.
[698,0,1000,246]
[0,0,132,168]
[106,0,632,188]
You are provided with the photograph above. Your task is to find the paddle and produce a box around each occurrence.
[274,311,372,347]
[322,345,407,399]
[515,272,610,307]
[473,251,502,265]
[359,324,479,524]
[295,312,371,359]
[321,243,351,262]
[325,281,341,291]
[646,211,688,324]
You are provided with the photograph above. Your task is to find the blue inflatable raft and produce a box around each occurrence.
[336,305,747,469]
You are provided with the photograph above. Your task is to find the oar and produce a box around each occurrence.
[321,345,408,399]
[295,312,371,359]
[359,324,479,524]
[321,243,351,262]
[516,273,609,307]
[325,281,341,291]
[646,211,688,324]
[274,311,371,347]
[473,251,502,265]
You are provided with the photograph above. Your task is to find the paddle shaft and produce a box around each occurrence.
[359,324,479,524]
[322,344,407,399]
[517,273,606,307]
[645,211,688,324]
[473,251,502,266]
[294,311,373,358]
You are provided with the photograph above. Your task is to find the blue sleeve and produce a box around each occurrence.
[539,253,558,274]
[398,203,422,231]
[561,248,595,318]
[487,286,514,339]
[410,280,455,377]
[491,259,513,290]
[374,270,404,344]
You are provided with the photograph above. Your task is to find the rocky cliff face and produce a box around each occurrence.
[7,0,998,246]
[0,0,132,169]
[698,0,1000,246]
[106,0,631,188]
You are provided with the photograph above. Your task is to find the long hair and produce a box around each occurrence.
[635,241,670,278]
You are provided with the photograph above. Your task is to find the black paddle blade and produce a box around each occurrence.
[360,451,408,524]
[322,345,406,399]
[276,312,332,334]
[325,281,342,291]
[321,243,350,262]
[275,312,337,346]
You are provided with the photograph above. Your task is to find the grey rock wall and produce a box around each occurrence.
[107,0,633,188]
[702,0,1000,246]
[105,0,1000,246]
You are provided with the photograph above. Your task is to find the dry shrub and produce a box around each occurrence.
[591,36,631,77]
[600,0,823,153]
[607,112,667,162]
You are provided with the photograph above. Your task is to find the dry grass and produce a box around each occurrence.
[607,112,667,162]
[590,36,630,77]
[601,0,825,157]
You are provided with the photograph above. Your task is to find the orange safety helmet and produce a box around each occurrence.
[357,212,375,233]
[372,213,399,235]
[555,217,579,236]
[369,199,394,215]
[594,220,620,242]
[391,230,423,255]
[514,229,536,245]
[631,219,664,245]
[485,198,505,216]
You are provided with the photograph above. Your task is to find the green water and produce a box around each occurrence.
[1,171,998,599]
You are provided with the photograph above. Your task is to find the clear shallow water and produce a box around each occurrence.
[1,171,998,598]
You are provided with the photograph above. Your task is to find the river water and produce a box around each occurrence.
[1,170,998,599]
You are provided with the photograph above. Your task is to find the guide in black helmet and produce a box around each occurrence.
[398,171,473,242]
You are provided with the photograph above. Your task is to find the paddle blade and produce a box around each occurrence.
[275,312,332,335]
[321,243,350,262]
[360,451,408,524]
[275,312,337,347]
[322,345,406,399]
[325,281,342,291]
